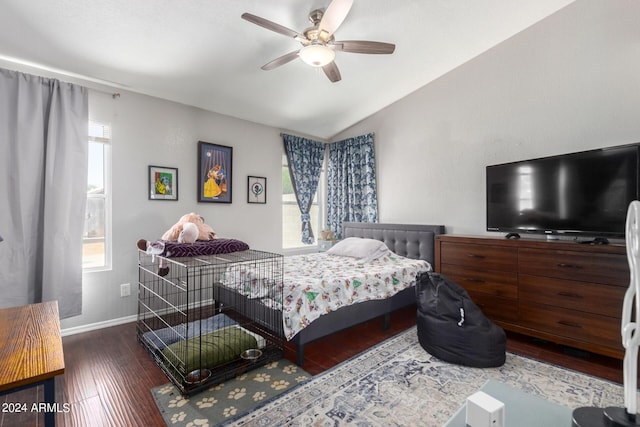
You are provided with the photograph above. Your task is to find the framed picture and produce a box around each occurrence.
[198,141,232,203]
[149,165,178,201]
[248,176,267,204]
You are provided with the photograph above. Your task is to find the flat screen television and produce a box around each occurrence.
[486,144,640,239]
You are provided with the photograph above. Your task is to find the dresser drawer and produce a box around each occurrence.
[519,303,621,350]
[467,291,519,323]
[440,265,517,299]
[440,242,517,271]
[519,248,629,286]
[520,274,625,318]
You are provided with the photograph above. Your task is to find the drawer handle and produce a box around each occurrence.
[558,320,582,329]
[557,292,583,299]
[466,278,485,283]
[557,263,583,269]
[466,253,485,259]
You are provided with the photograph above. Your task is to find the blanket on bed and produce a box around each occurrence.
[275,251,431,340]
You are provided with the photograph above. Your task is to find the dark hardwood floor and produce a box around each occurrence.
[0,305,625,427]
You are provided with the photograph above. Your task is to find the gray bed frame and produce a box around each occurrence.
[289,222,445,365]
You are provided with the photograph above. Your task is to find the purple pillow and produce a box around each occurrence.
[162,238,249,258]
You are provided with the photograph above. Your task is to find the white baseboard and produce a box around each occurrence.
[61,314,137,337]
[60,298,217,337]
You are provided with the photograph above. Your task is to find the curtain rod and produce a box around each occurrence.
[0,56,124,99]
[279,132,325,140]
[279,131,375,139]
[89,87,120,99]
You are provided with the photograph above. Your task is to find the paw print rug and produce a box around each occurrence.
[152,360,310,427]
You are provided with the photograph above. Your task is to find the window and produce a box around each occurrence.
[282,154,325,249]
[83,121,111,270]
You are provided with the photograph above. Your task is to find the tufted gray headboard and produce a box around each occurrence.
[342,222,445,265]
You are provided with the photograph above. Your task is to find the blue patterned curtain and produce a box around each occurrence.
[283,134,326,244]
[327,133,378,238]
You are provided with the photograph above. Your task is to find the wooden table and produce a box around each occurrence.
[0,301,65,426]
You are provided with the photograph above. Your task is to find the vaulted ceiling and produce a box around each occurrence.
[0,0,575,139]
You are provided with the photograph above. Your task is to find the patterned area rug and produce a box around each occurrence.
[228,326,629,426]
[151,360,310,426]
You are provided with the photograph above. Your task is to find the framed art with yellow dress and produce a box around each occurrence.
[198,141,232,203]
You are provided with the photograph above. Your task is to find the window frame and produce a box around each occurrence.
[83,121,112,271]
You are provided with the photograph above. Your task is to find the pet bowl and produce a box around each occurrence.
[185,369,211,384]
[240,348,262,362]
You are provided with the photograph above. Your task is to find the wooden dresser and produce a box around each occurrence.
[434,235,629,359]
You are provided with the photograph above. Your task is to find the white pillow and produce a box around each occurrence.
[326,237,390,262]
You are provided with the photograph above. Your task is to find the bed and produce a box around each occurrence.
[287,222,444,365]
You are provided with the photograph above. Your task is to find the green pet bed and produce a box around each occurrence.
[161,326,258,379]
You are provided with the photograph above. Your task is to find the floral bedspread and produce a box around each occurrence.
[272,251,431,340]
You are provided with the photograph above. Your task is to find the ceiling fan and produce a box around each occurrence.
[241,0,395,83]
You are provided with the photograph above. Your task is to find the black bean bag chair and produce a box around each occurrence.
[416,272,506,367]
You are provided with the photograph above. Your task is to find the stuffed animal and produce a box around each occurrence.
[161,212,216,242]
[136,213,216,276]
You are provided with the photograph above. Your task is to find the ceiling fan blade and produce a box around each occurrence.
[322,61,342,83]
[318,0,354,38]
[242,13,302,39]
[261,50,300,70]
[334,40,396,54]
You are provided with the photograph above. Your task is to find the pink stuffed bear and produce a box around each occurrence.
[160,213,216,242]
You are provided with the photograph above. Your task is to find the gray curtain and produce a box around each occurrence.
[283,134,325,244]
[327,133,379,239]
[0,68,88,318]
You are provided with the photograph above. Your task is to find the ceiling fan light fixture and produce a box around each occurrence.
[243,0,394,82]
[299,44,335,67]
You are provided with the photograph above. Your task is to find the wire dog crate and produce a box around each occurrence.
[137,249,284,396]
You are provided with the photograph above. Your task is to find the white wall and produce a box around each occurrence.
[333,0,640,235]
[61,90,286,330]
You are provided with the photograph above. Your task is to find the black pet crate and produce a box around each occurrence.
[137,248,284,396]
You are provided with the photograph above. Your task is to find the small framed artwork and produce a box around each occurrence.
[198,141,232,203]
[149,165,178,201]
[248,176,267,204]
